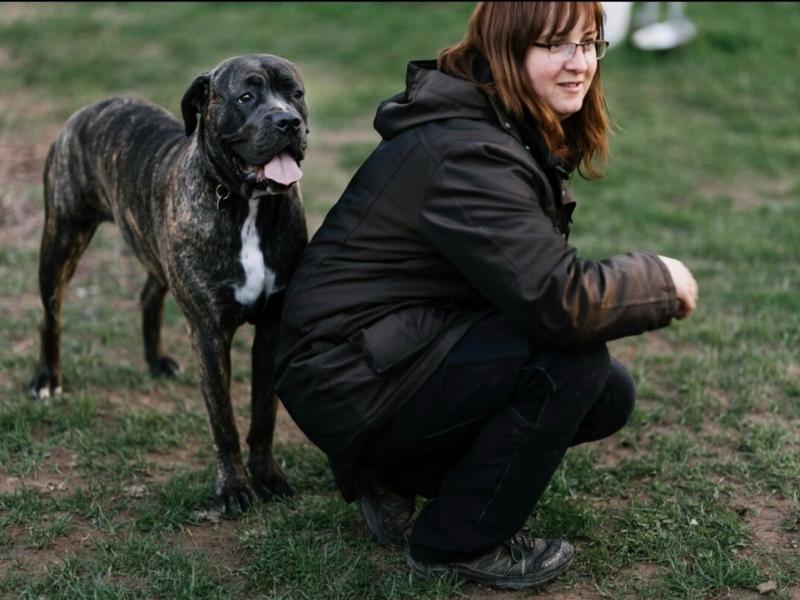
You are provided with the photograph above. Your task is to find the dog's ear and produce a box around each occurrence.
[181,73,210,136]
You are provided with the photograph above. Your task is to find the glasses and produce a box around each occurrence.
[532,40,609,62]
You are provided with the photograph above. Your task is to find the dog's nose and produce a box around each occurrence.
[271,112,301,134]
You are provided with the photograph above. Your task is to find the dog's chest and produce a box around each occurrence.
[233,199,277,306]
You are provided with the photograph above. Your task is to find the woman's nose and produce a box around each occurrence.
[564,45,589,72]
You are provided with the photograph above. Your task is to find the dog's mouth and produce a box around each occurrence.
[237,150,303,194]
[249,151,303,185]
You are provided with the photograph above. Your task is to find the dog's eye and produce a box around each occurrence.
[237,93,254,104]
[292,90,304,100]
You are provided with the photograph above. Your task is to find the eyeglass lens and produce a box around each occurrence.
[552,41,607,61]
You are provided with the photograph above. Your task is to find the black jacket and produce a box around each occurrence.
[275,60,679,500]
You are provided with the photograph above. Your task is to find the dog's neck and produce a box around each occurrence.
[184,133,255,209]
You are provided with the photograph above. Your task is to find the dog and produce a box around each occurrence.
[28,54,309,515]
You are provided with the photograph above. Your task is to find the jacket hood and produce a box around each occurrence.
[373,60,572,179]
[374,60,496,140]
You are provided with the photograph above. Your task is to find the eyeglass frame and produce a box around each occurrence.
[531,40,609,61]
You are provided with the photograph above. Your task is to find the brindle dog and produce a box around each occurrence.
[29,54,309,515]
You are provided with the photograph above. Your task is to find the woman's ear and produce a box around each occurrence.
[180,73,210,136]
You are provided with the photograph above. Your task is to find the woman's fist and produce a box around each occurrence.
[658,255,698,319]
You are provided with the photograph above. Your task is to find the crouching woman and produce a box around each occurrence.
[275,1,697,590]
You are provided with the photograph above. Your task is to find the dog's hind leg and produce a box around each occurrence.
[29,201,100,400]
[247,305,294,499]
[141,273,180,377]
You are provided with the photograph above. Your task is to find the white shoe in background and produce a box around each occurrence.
[631,16,697,51]
[631,2,697,51]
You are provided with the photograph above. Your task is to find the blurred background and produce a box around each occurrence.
[1,3,799,598]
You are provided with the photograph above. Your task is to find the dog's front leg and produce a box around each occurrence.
[188,325,256,516]
[247,315,294,499]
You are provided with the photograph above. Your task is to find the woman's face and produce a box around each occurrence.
[525,13,598,121]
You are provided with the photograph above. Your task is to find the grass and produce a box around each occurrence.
[1,2,799,598]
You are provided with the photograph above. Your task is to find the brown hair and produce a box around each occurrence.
[438,2,609,178]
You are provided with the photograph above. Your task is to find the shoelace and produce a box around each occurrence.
[506,534,535,563]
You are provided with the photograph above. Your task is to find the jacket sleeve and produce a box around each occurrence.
[418,142,679,348]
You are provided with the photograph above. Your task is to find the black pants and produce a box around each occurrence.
[362,313,635,564]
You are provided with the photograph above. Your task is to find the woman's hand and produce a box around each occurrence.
[658,255,698,319]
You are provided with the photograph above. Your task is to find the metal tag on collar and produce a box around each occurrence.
[215,184,230,211]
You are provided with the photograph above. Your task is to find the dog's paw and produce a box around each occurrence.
[216,478,257,517]
[148,355,181,378]
[28,369,62,402]
[250,458,295,500]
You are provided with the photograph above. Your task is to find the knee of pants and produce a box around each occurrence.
[581,345,612,390]
[509,345,611,426]
[557,344,612,404]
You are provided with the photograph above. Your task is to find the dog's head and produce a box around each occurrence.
[181,54,309,195]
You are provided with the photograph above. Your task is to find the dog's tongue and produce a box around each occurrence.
[263,152,302,186]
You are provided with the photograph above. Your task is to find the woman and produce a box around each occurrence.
[275,1,698,590]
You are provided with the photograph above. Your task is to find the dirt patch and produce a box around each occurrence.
[175,519,250,581]
[0,90,61,153]
[137,417,304,482]
[696,175,796,211]
[609,331,682,366]
[140,443,209,486]
[0,46,13,69]
[0,2,60,26]
[625,561,666,580]
[641,331,682,355]
[543,591,606,600]
[0,446,84,495]
[740,412,800,431]
[0,109,61,279]
[705,589,762,599]
[589,434,639,469]
[317,124,377,147]
[0,134,51,187]
[592,422,669,466]
[609,562,670,597]
[741,494,799,550]
[0,519,109,579]
[103,386,184,418]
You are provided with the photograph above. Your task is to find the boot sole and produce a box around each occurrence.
[407,552,574,590]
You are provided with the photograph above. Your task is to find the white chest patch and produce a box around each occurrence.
[233,199,276,305]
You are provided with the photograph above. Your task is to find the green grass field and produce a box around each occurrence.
[1,2,799,598]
